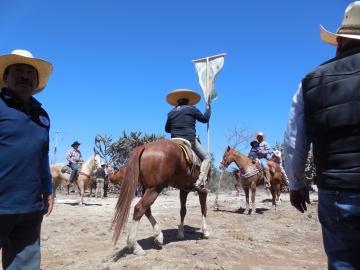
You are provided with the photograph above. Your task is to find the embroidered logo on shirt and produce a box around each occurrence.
[39,115,50,126]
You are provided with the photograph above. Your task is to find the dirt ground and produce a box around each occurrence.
[37,187,326,270]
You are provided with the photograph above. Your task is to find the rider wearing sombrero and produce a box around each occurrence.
[66,141,84,183]
[165,89,211,192]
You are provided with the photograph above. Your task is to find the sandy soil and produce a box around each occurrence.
[36,187,326,270]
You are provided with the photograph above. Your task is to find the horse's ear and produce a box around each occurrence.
[227,146,230,151]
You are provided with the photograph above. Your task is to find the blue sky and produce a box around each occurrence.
[0,1,351,165]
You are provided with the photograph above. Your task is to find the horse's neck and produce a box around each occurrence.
[232,150,251,169]
[81,157,95,174]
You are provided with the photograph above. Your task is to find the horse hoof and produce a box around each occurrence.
[177,233,185,241]
[132,243,145,256]
[203,231,210,239]
[154,233,164,246]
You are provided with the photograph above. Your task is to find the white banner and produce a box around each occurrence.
[194,56,224,102]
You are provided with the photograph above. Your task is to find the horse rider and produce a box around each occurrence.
[270,150,289,186]
[165,89,211,192]
[66,141,84,183]
[248,140,260,163]
[255,132,272,188]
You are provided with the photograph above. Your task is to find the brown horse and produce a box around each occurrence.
[107,165,126,185]
[267,160,283,206]
[112,139,209,255]
[220,146,279,214]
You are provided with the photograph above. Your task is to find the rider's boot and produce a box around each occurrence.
[263,168,271,189]
[194,159,211,193]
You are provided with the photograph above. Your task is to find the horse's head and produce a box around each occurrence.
[93,154,102,169]
[219,146,235,169]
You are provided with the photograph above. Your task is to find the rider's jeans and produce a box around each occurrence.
[69,162,78,181]
[318,189,360,270]
[192,139,211,161]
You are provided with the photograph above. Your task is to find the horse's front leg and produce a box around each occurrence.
[78,179,85,205]
[178,190,188,240]
[198,191,209,239]
[250,182,256,215]
[243,186,250,214]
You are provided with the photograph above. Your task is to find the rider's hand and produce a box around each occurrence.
[206,102,211,110]
[290,187,310,213]
[43,193,54,217]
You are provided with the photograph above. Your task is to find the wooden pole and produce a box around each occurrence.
[206,57,210,153]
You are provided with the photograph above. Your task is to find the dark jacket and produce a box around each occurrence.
[165,105,211,143]
[302,48,360,191]
[0,89,52,214]
[95,167,106,179]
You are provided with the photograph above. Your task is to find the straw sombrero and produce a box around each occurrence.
[0,49,53,94]
[320,1,360,45]
[166,89,201,106]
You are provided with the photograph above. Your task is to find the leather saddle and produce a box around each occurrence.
[61,163,82,179]
[61,165,72,174]
[170,138,202,168]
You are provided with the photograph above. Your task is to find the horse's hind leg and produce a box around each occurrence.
[250,182,256,215]
[128,187,161,255]
[145,206,163,246]
[199,191,209,238]
[244,186,250,214]
[178,190,189,240]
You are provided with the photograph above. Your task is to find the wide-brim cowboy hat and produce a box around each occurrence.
[320,1,360,46]
[166,89,201,106]
[71,141,81,147]
[273,150,281,157]
[0,49,53,94]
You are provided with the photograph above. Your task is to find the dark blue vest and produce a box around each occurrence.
[302,49,360,191]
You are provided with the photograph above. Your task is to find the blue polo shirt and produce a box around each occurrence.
[0,89,52,215]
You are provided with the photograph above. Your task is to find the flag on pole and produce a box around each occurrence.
[193,54,225,102]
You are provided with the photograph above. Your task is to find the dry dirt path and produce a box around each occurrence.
[37,188,326,270]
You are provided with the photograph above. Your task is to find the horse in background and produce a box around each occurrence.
[112,139,209,255]
[50,154,101,205]
[107,165,126,185]
[220,146,282,214]
[267,160,283,206]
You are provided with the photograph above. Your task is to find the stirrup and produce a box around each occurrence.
[194,181,208,193]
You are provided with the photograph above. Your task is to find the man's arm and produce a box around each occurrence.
[42,135,54,217]
[283,84,311,212]
[66,149,74,163]
[165,116,171,133]
[193,103,211,123]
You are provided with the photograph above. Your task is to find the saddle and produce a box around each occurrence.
[61,165,72,174]
[61,163,83,178]
[170,138,202,167]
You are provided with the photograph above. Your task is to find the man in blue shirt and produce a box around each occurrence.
[284,2,360,268]
[165,89,211,192]
[0,49,53,269]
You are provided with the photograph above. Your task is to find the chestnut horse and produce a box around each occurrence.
[107,166,126,185]
[112,140,209,255]
[220,146,282,214]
